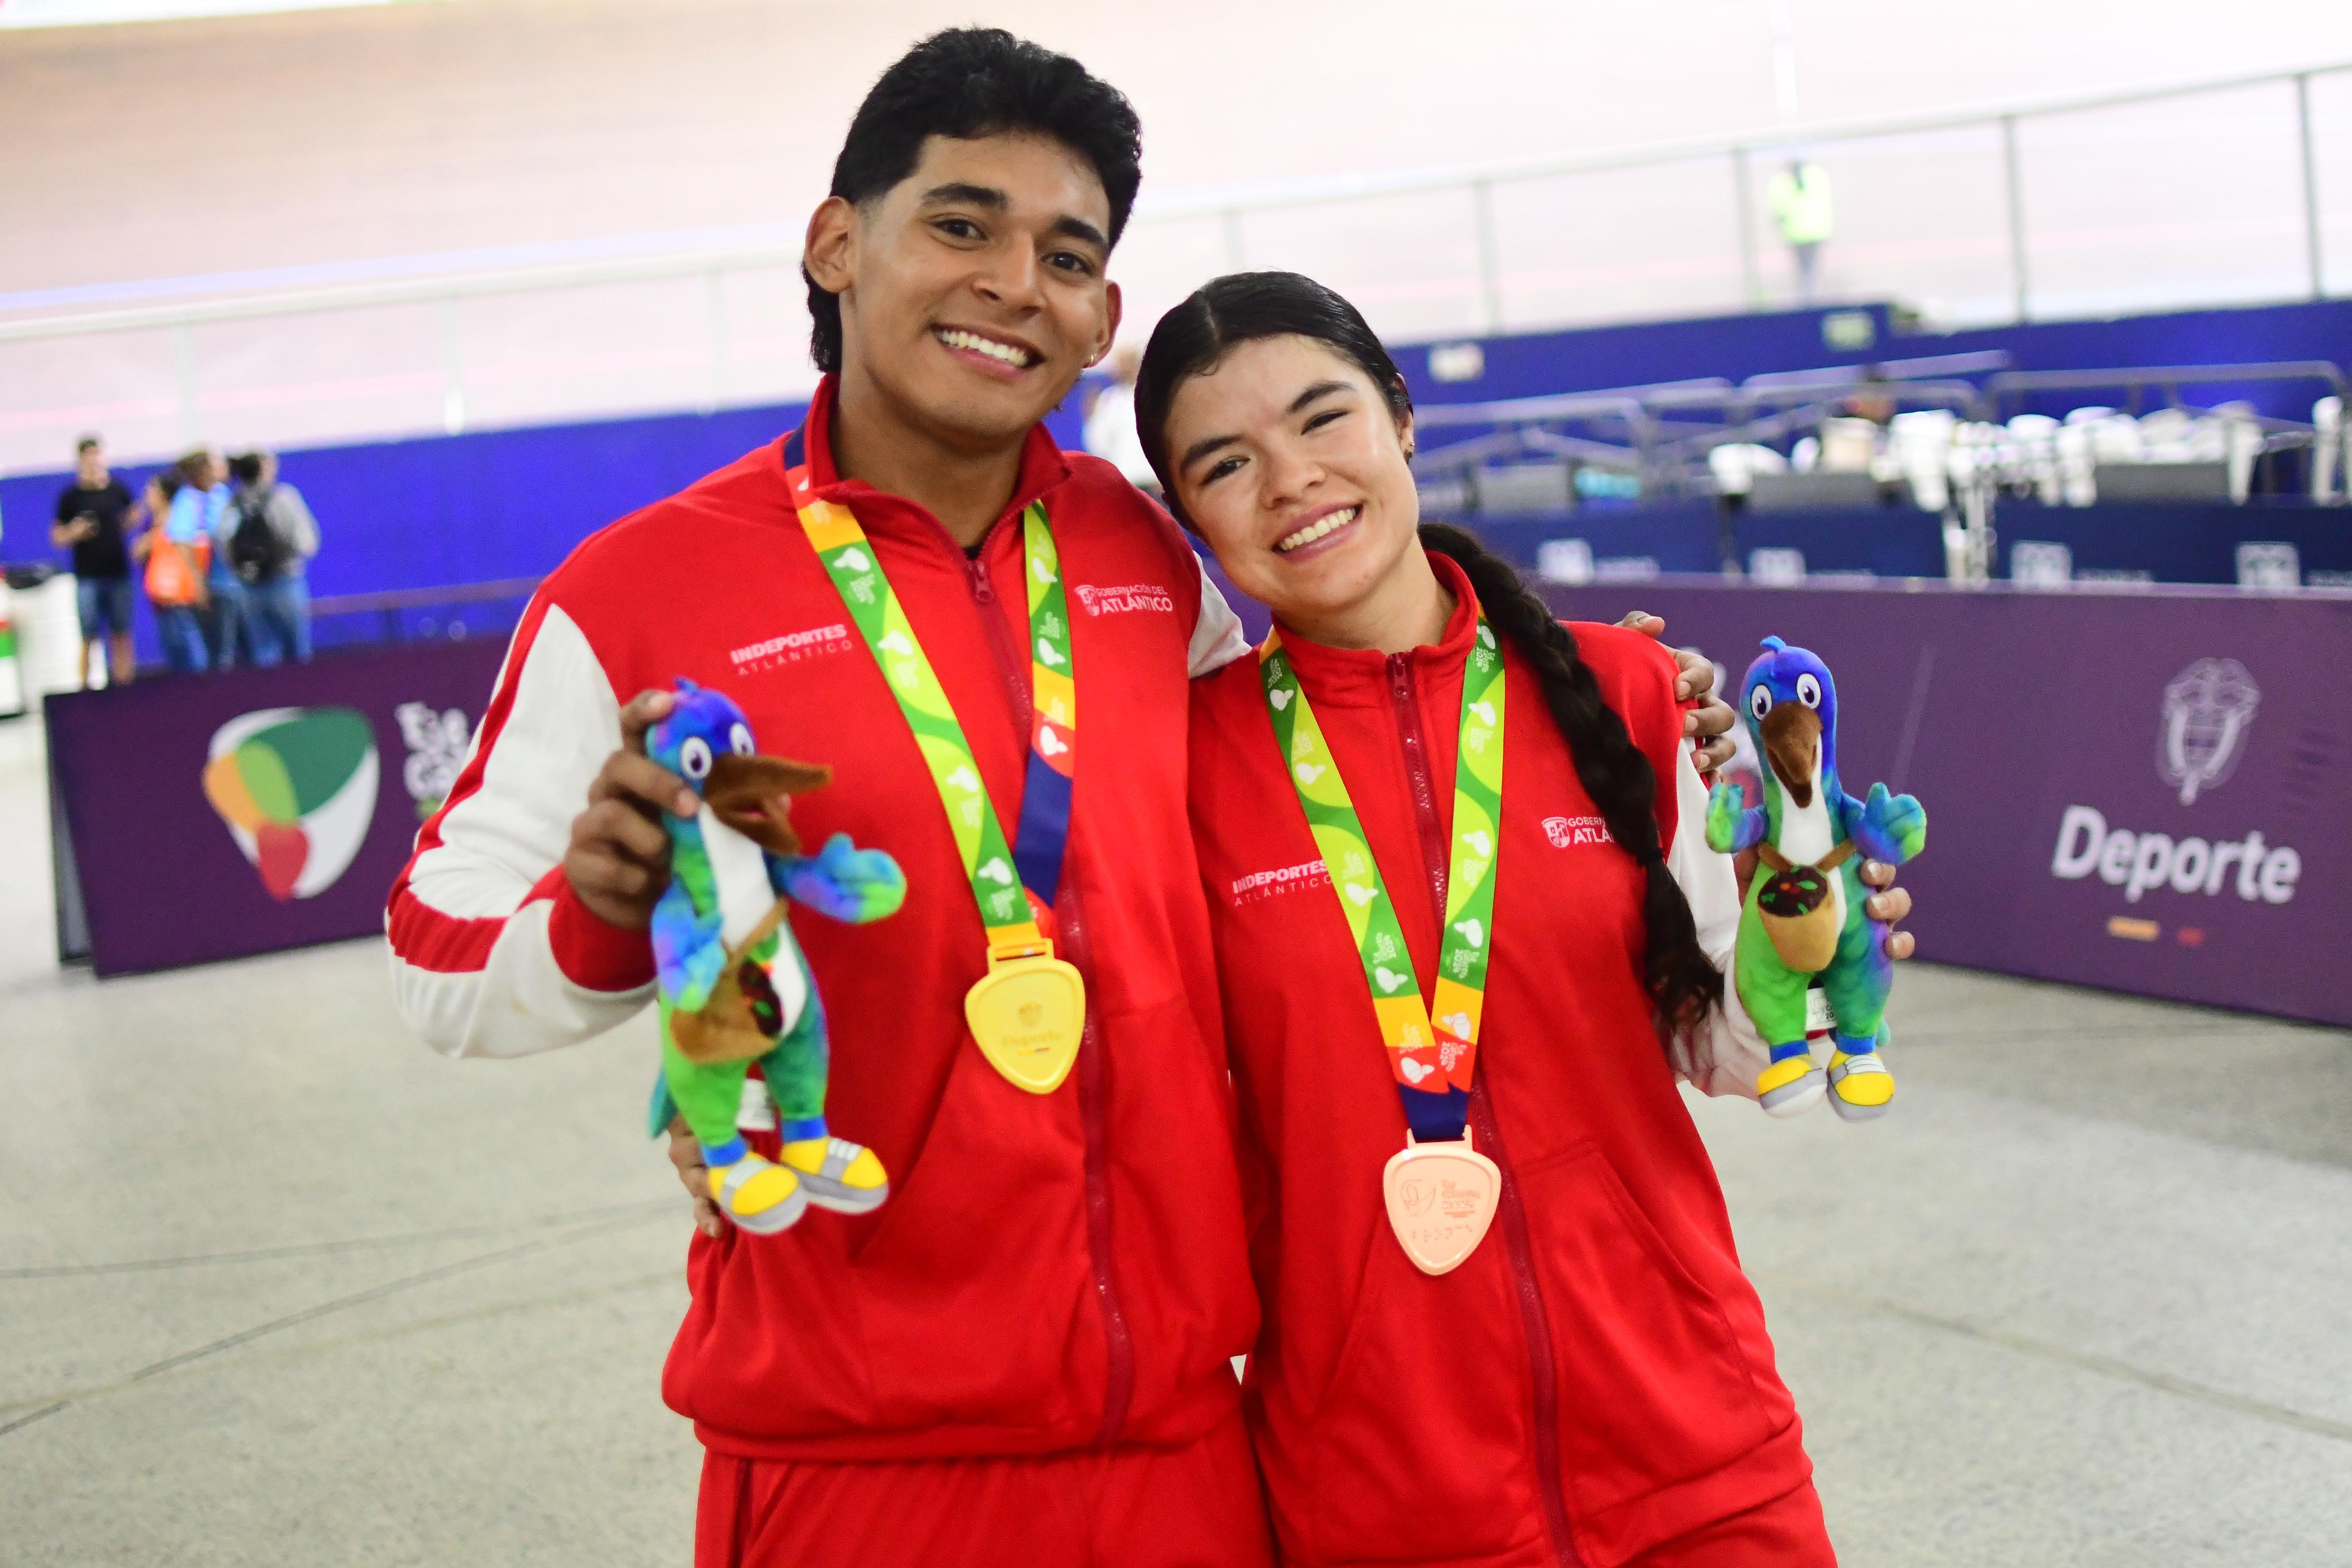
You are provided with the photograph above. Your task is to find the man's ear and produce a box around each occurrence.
[804,195,860,296]
[1084,280,1125,370]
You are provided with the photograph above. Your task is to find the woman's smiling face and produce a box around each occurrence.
[1162,334,1420,629]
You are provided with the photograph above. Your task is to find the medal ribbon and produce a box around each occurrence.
[784,435,1075,951]
[1260,616,1504,1143]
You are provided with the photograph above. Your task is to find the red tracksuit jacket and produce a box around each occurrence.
[1188,555,1810,1568]
[388,379,1258,1462]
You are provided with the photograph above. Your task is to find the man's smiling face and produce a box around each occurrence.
[810,131,1122,453]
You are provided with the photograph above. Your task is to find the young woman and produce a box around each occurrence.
[1139,273,1877,1567]
[132,467,208,674]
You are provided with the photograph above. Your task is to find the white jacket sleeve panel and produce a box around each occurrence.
[1665,740,1771,1099]
[386,601,656,1060]
[1187,555,1252,677]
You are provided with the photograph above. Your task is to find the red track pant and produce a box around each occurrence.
[695,1408,1274,1568]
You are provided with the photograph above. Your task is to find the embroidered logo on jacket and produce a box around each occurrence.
[1075,582,1176,617]
[730,623,854,673]
[1229,859,1331,906]
[1544,815,1615,849]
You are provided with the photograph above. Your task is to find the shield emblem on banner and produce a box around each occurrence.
[2156,659,2259,806]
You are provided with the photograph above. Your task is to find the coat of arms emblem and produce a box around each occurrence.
[2157,659,2259,805]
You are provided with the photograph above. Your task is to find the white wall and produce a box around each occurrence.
[3,0,2349,467]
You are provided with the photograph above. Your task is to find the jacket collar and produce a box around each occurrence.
[777,375,1074,545]
[1272,549,1484,709]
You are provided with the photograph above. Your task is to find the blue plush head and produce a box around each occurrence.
[1739,636,1840,809]
[647,679,756,798]
[647,679,827,850]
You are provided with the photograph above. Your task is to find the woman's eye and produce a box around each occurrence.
[1749,686,1773,721]
[1304,408,1347,432]
[1796,673,1822,708]
[1201,456,1246,485]
[679,737,712,780]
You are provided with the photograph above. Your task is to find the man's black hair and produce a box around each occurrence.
[228,452,265,486]
[805,28,1143,375]
[76,434,101,454]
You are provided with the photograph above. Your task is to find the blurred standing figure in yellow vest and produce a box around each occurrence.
[1768,157,1834,304]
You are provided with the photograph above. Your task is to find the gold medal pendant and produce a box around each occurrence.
[964,938,1086,1094]
[1382,1130,1502,1275]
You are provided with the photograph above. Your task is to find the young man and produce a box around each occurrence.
[226,450,319,665]
[51,436,140,687]
[386,28,1787,1567]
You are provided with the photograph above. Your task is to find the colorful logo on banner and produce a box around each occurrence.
[201,707,380,900]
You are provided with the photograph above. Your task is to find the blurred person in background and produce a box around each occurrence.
[226,450,319,665]
[132,467,207,673]
[172,448,248,670]
[1768,157,1833,304]
[1082,343,1160,496]
[50,434,142,687]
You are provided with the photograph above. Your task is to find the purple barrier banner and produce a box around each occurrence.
[45,639,508,977]
[1541,579,2352,1028]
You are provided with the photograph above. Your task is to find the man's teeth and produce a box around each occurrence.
[1275,506,1361,553]
[936,329,1035,367]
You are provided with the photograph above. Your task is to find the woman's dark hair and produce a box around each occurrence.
[806,28,1143,375]
[1135,271,1721,1038]
[149,469,184,503]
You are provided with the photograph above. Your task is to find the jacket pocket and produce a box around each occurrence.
[848,1033,1095,1435]
[1294,1224,1549,1567]
[1516,1143,1773,1517]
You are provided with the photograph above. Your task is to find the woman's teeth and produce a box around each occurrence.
[936,328,1035,367]
[1274,506,1361,553]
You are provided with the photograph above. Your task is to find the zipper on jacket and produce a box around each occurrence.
[965,535,1136,1448]
[1386,657,1585,1568]
[965,549,1035,730]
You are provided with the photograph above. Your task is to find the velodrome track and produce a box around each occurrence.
[2,712,2347,1566]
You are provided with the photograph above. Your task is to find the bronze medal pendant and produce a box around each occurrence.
[963,942,1086,1094]
[1382,1131,1503,1276]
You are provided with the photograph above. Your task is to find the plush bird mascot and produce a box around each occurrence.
[645,681,906,1233]
[1706,638,1926,1120]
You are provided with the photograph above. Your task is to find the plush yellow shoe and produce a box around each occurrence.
[708,1154,808,1236]
[1757,1053,1826,1119]
[1827,1051,1895,1121]
[781,1136,890,1215]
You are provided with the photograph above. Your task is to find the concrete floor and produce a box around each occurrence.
[3,711,2349,1566]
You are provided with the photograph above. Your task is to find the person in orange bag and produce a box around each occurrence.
[1140,272,1916,1568]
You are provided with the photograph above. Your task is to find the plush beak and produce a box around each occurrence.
[1760,704,1820,808]
[704,753,830,855]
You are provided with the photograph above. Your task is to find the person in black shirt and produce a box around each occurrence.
[51,435,144,687]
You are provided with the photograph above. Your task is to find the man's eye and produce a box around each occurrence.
[1047,250,1096,275]
[1201,456,1245,485]
[935,218,983,240]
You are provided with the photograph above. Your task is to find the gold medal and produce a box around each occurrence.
[1382,1130,1502,1275]
[963,937,1086,1094]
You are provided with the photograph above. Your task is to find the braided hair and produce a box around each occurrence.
[1136,271,1721,1039]
[1420,522,1722,1036]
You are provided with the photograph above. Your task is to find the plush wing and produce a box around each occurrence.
[776,833,909,924]
[1705,779,1770,854]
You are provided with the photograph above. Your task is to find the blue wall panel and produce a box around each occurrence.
[5,296,2345,659]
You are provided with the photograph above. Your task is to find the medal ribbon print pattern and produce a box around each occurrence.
[1260,616,1505,1144]
[784,443,1075,981]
